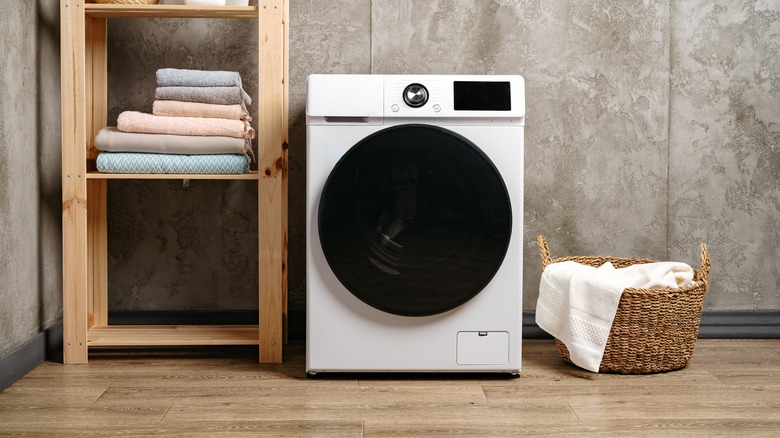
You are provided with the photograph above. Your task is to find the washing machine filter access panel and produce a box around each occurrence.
[306,74,524,374]
[457,331,510,365]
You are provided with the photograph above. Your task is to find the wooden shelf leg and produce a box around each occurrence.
[281,0,289,346]
[87,180,108,328]
[61,0,89,364]
[86,15,108,329]
[258,0,287,363]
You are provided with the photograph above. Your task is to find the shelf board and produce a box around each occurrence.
[88,325,260,346]
[84,4,259,19]
[86,170,259,180]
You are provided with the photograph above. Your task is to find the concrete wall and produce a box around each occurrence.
[104,16,260,311]
[668,0,779,309]
[103,0,778,312]
[0,0,61,357]
[0,0,776,357]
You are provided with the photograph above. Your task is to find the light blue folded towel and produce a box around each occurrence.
[96,152,251,174]
[156,68,252,106]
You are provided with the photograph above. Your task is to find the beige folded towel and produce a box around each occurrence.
[152,100,250,121]
[94,127,251,157]
[117,111,255,140]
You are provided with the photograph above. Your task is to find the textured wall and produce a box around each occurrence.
[0,0,61,357]
[89,0,778,312]
[668,0,780,309]
[105,16,260,310]
[0,1,775,353]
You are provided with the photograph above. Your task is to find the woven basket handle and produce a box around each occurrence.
[537,235,553,268]
[697,243,710,283]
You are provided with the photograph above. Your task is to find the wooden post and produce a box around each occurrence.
[281,0,289,345]
[60,0,89,364]
[257,0,287,363]
[86,16,108,329]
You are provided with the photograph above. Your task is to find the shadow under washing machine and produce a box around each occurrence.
[306,74,524,374]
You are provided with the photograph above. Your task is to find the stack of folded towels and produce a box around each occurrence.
[95,68,255,175]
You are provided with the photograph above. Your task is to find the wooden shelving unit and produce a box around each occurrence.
[59,0,288,364]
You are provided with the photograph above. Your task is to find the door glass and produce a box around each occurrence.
[319,124,511,316]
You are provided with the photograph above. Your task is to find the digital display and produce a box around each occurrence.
[453,81,511,111]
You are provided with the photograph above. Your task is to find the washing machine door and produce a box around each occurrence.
[319,124,512,317]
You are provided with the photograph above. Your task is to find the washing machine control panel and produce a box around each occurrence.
[384,75,524,120]
[305,74,524,124]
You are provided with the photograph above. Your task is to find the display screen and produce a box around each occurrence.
[453,81,511,111]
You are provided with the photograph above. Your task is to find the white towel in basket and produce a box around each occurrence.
[536,261,694,372]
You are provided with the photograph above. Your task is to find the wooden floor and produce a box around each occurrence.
[1,339,778,437]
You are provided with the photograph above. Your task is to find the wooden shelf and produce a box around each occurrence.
[88,325,260,346]
[84,4,259,19]
[60,0,288,364]
[86,170,259,180]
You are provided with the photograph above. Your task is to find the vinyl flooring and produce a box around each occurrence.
[1,339,778,437]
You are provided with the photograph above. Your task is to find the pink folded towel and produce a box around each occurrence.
[117,111,254,139]
[152,100,250,121]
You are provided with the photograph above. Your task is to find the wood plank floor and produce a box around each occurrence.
[1,339,778,437]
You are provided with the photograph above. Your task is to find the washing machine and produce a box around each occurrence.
[306,74,524,374]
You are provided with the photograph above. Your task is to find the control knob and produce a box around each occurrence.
[403,83,429,108]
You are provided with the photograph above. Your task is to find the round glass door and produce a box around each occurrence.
[319,124,511,316]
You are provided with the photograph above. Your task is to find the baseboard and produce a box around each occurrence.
[522,310,780,339]
[108,310,260,325]
[0,321,62,392]
[696,310,780,338]
[108,310,306,341]
[110,309,780,340]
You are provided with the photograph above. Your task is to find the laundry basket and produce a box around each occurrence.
[537,235,710,374]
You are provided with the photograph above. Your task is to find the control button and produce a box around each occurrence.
[433,104,441,113]
[403,83,429,108]
[391,104,399,112]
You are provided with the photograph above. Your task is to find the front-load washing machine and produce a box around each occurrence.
[306,74,524,374]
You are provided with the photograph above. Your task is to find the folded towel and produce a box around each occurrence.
[94,127,252,160]
[157,68,243,88]
[156,68,252,106]
[117,111,255,140]
[96,152,250,175]
[155,86,251,107]
[152,100,250,121]
[536,260,695,372]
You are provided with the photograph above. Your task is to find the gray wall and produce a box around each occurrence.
[668,1,779,309]
[105,17,260,311]
[0,0,62,357]
[103,0,777,313]
[0,0,777,357]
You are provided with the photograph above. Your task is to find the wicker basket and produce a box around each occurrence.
[89,0,160,4]
[537,235,711,374]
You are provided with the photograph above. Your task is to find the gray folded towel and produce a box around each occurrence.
[156,68,252,106]
[155,86,250,107]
